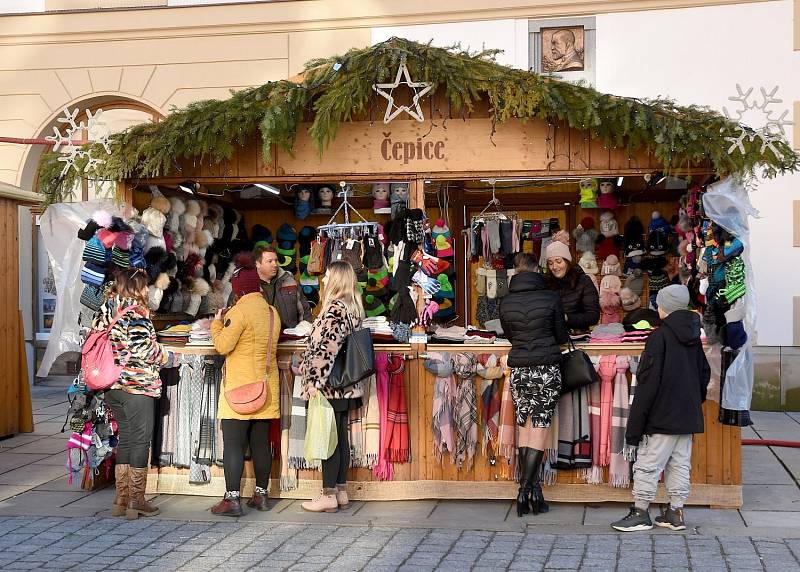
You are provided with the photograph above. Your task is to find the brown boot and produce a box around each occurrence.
[126,467,160,520]
[335,484,349,508]
[212,494,244,517]
[111,463,130,517]
[301,488,338,513]
[246,491,271,511]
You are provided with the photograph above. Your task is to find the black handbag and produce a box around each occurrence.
[328,314,376,390]
[560,339,599,394]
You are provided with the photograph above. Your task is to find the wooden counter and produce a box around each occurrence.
[147,341,741,507]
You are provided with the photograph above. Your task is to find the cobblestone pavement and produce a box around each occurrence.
[0,516,799,571]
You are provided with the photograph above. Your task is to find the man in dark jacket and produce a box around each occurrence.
[254,245,311,329]
[611,285,710,533]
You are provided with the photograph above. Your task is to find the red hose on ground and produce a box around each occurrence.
[742,439,800,448]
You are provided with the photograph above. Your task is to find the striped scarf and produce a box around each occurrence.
[497,356,517,478]
[476,354,503,462]
[586,356,604,484]
[385,354,410,463]
[623,356,640,462]
[348,407,365,468]
[452,353,478,472]
[373,353,393,481]
[362,374,380,468]
[598,356,616,468]
[424,352,455,463]
[609,356,630,488]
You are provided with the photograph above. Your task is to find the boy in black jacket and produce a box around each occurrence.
[611,285,710,532]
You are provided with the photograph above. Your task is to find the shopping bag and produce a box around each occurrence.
[304,393,337,462]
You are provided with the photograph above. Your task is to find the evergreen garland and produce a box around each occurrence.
[37,37,797,205]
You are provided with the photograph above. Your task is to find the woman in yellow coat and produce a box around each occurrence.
[209,255,281,517]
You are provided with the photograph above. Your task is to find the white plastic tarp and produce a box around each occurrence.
[37,201,122,377]
[704,177,758,411]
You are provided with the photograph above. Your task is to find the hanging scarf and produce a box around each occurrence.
[278,355,296,490]
[349,407,365,468]
[476,354,503,462]
[384,355,410,463]
[541,406,559,485]
[373,353,393,481]
[497,355,517,478]
[452,353,478,472]
[424,352,455,463]
[176,355,203,469]
[623,356,640,463]
[363,374,380,468]
[556,388,575,469]
[586,356,603,484]
[288,355,319,471]
[597,356,616,467]
[609,356,631,488]
[575,386,592,470]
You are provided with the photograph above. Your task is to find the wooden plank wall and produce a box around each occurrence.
[0,198,22,438]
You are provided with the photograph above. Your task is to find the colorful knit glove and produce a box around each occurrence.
[412,270,441,297]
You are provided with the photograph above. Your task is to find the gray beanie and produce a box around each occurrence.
[656,284,690,315]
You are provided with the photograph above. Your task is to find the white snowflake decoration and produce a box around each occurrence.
[45,107,112,178]
[722,85,793,159]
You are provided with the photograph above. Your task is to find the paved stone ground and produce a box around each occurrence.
[0,515,799,571]
[1,378,800,570]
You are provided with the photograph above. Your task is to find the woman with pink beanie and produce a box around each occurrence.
[543,240,600,333]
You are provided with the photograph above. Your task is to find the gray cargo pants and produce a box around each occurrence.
[632,434,693,510]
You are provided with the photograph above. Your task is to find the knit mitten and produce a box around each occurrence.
[485,269,498,299]
[499,219,514,256]
[341,239,365,274]
[486,220,501,255]
[496,269,515,298]
[363,236,385,270]
[471,222,484,259]
[475,267,487,296]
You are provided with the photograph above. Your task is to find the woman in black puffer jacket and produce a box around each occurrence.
[499,253,568,518]
[543,241,600,333]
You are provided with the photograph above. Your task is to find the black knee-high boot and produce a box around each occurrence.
[516,447,531,517]
[526,448,549,515]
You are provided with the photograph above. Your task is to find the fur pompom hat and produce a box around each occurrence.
[184,277,210,316]
[141,207,167,238]
[183,200,200,232]
[168,197,186,231]
[150,189,171,215]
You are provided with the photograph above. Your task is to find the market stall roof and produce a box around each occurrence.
[0,181,43,203]
[38,37,797,205]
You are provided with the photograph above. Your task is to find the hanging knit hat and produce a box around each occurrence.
[595,236,620,260]
[600,211,619,238]
[624,269,645,296]
[435,233,454,258]
[623,216,646,258]
[298,226,316,257]
[368,266,390,288]
[363,294,387,317]
[720,257,746,305]
[302,284,320,308]
[77,219,101,241]
[365,277,387,298]
[83,236,109,266]
[620,287,641,312]
[251,224,273,246]
[573,216,598,253]
[434,274,455,300]
[724,320,747,350]
[276,223,298,274]
[578,251,599,275]
[434,298,455,319]
[648,229,668,256]
[601,254,622,276]
[648,271,670,294]
[599,274,622,294]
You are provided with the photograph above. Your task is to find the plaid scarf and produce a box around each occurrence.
[452,353,478,472]
[586,356,603,484]
[288,355,319,471]
[541,406,559,485]
[278,355,296,490]
[610,356,630,488]
[476,354,503,462]
[557,386,593,471]
[363,374,380,468]
[497,356,517,478]
[623,356,640,462]
[424,352,455,463]
[384,355,410,463]
[373,353,394,481]
[348,408,365,468]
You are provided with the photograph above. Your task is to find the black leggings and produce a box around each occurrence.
[221,419,272,492]
[105,389,154,468]
[321,409,350,488]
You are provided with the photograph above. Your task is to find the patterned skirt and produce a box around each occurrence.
[510,365,562,427]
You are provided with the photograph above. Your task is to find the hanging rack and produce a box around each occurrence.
[472,179,518,222]
[317,181,379,237]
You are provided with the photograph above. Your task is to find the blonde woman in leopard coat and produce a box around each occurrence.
[300,260,364,513]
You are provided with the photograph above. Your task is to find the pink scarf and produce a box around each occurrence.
[586,356,615,484]
[497,356,517,479]
[372,353,393,481]
[609,356,631,488]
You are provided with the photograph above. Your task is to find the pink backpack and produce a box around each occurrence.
[82,304,138,392]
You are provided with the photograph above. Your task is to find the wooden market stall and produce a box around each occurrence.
[39,39,798,508]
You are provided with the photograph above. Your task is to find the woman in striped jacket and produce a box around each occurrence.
[91,267,170,520]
